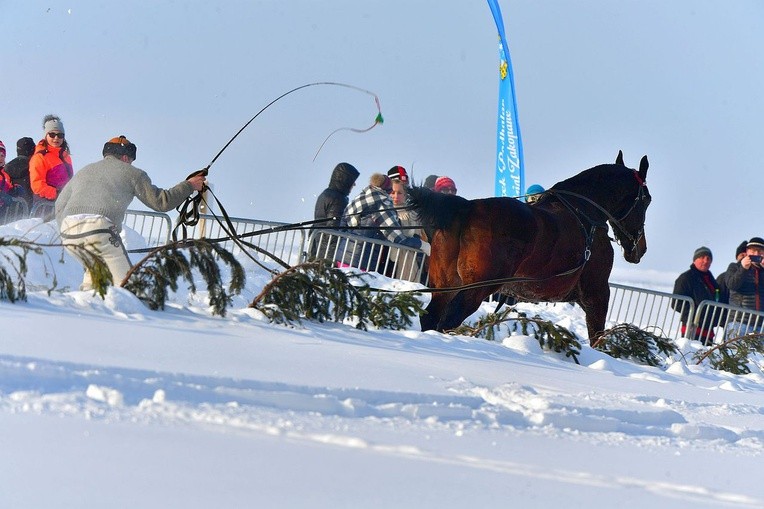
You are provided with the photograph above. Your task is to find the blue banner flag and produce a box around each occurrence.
[487,0,524,197]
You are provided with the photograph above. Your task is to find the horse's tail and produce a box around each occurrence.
[407,186,472,234]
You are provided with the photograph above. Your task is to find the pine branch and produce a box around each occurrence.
[453,309,582,363]
[250,260,425,330]
[122,239,244,316]
[593,324,677,367]
[693,332,764,375]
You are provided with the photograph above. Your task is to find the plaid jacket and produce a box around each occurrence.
[343,185,407,244]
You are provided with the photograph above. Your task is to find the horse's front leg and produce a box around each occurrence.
[421,291,453,331]
[437,287,497,331]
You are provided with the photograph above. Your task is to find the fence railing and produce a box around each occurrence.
[0,198,30,225]
[607,283,693,340]
[180,214,306,266]
[693,300,764,340]
[306,230,426,284]
[123,209,173,247]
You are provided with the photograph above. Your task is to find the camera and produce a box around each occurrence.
[750,255,762,263]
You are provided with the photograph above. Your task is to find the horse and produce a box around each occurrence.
[407,151,651,339]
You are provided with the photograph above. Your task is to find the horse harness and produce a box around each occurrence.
[545,170,647,257]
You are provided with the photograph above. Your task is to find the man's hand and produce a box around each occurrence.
[188,174,207,192]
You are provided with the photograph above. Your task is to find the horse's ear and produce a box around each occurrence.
[615,150,625,166]
[638,155,649,181]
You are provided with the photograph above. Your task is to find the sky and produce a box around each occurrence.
[1,219,764,508]
[3,0,764,279]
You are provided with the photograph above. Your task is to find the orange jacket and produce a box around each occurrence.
[29,141,73,200]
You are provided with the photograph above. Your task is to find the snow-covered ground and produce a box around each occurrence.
[1,220,763,509]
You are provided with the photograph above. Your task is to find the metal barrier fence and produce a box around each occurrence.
[29,200,56,220]
[0,198,30,225]
[306,230,427,284]
[181,213,306,266]
[123,209,173,247]
[607,282,693,340]
[693,300,764,341]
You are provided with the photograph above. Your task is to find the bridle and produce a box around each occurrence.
[545,171,648,256]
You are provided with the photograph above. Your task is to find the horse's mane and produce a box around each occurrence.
[550,164,628,193]
[407,186,472,231]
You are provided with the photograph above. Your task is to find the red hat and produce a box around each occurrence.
[387,165,408,182]
[0,140,5,154]
[434,176,457,193]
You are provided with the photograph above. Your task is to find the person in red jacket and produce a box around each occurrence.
[29,114,73,213]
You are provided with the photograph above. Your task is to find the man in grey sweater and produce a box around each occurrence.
[56,135,206,291]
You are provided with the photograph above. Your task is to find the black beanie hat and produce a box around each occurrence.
[735,240,748,257]
[103,135,137,160]
[424,174,439,189]
[16,137,35,157]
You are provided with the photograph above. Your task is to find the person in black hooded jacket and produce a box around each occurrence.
[309,162,360,259]
[4,137,36,208]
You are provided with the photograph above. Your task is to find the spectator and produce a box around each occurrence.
[725,237,764,311]
[55,135,205,291]
[30,114,74,213]
[338,173,430,271]
[434,176,457,195]
[389,179,426,280]
[0,140,14,210]
[309,162,359,259]
[5,137,36,207]
[717,240,747,304]
[387,165,409,186]
[671,246,722,344]
[526,184,545,204]
[423,174,439,190]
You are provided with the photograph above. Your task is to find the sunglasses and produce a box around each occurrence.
[47,132,65,139]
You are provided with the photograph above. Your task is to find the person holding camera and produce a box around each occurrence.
[725,237,764,311]
[671,246,722,344]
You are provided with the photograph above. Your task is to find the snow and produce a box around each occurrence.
[2,221,764,509]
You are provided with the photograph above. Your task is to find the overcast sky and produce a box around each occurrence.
[3,0,763,275]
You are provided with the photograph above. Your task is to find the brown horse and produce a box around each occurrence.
[407,151,651,339]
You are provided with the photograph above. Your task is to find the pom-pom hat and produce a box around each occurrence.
[102,135,137,160]
[434,176,457,193]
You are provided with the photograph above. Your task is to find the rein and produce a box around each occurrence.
[545,177,646,254]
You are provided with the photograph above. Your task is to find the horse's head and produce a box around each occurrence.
[612,153,651,263]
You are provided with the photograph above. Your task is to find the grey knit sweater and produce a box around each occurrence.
[55,155,194,229]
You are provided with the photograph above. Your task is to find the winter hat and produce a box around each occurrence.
[387,165,408,182]
[102,135,137,160]
[434,176,457,193]
[747,237,764,249]
[693,246,712,261]
[43,114,65,135]
[0,140,5,155]
[16,137,35,157]
[526,184,545,195]
[424,174,439,189]
[735,240,748,258]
